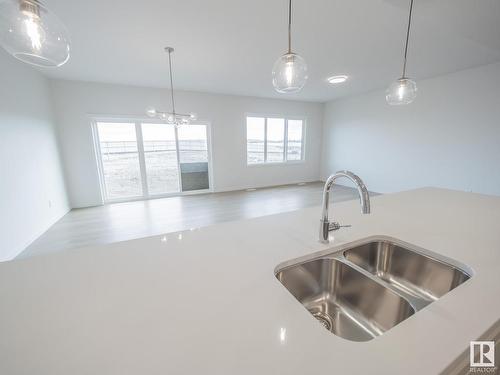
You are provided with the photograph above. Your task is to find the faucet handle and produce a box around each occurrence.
[328,222,352,231]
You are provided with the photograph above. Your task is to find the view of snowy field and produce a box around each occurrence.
[96,122,211,200]
[246,116,303,164]
[100,140,208,199]
[96,120,302,200]
[101,140,301,199]
[247,140,302,164]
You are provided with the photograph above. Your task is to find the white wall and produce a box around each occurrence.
[321,62,500,196]
[0,51,69,261]
[51,80,324,208]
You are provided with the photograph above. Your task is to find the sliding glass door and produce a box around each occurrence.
[94,120,210,202]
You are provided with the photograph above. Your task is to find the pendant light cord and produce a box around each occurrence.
[402,0,414,78]
[167,49,176,116]
[287,0,292,53]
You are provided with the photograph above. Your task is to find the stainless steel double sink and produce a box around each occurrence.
[275,237,471,342]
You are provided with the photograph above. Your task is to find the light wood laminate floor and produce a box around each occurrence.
[20,182,368,259]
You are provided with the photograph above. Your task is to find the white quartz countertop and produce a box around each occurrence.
[1,188,500,374]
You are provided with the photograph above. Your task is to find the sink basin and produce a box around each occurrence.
[275,237,471,342]
[276,257,415,342]
[343,240,471,304]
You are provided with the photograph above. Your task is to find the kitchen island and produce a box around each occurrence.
[1,188,499,374]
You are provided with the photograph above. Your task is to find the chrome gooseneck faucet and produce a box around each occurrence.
[320,170,371,243]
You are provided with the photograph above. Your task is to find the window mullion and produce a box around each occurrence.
[174,125,182,192]
[135,122,149,198]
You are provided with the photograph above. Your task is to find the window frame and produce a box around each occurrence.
[245,114,306,166]
[90,115,214,204]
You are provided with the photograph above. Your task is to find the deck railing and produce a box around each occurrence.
[100,140,207,155]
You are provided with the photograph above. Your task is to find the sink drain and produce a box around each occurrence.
[313,312,333,331]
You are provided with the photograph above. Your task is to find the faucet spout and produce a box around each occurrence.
[319,170,371,243]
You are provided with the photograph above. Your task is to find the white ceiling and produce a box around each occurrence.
[39,0,500,102]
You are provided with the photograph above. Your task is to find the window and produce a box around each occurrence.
[94,119,211,202]
[246,116,304,164]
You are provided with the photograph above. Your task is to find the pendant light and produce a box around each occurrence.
[0,0,70,67]
[272,0,308,93]
[386,0,417,105]
[146,47,197,127]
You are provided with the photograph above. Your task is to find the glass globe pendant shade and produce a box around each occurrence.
[0,0,70,67]
[386,77,417,105]
[272,53,308,93]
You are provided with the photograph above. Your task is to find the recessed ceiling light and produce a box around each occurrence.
[327,75,349,84]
